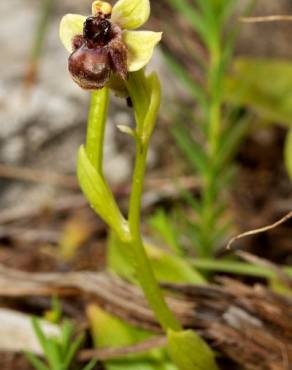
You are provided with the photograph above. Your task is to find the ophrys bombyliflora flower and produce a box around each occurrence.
[59,0,162,90]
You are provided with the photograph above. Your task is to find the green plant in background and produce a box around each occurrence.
[44,295,62,324]
[225,57,292,180]
[59,0,218,369]
[25,318,96,370]
[87,304,177,370]
[165,0,292,258]
[24,0,55,86]
[148,208,182,256]
[286,128,292,180]
[166,0,255,257]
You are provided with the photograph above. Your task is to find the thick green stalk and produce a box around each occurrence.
[86,88,109,173]
[83,75,181,332]
[128,139,182,332]
[126,70,182,332]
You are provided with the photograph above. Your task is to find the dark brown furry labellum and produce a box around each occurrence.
[68,15,128,90]
[69,46,111,89]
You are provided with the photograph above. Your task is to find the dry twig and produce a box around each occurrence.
[0,164,78,189]
[226,211,292,250]
[240,15,292,23]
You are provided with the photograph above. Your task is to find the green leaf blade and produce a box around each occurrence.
[24,352,49,370]
[167,329,219,370]
[285,128,292,180]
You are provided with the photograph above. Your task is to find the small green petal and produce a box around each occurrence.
[59,14,86,53]
[123,31,162,72]
[112,0,150,30]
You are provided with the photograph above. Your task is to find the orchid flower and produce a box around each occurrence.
[59,0,162,90]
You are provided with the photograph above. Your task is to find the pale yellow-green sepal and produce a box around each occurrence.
[123,31,162,72]
[77,146,130,241]
[59,14,86,53]
[112,0,150,30]
[91,1,112,16]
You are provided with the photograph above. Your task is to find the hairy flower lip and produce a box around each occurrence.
[69,45,112,90]
[72,35,84,50]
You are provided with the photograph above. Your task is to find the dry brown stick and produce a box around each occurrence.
[0,225,60,243]
[0,163,200,198]
[0,163,200,190]
[0,194,87,225]
[78,336,167,361]
[240,15,292,23]
[0,164,79,189]
[0,266,194,330]
[0,265,291,369]
[226,211,292,250]
[0,267,160,326]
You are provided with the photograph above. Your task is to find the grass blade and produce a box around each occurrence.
[168,0,210,45]
[172,124,208,175]
[164,52,207,110]
[82,359,98,370]
[46,338,62,370]
[31,318,50,359]
[60,320,74,359]
[24,352,49,370]
[216,118,249,169]
[149,208,182,255]
[63,333,84,369]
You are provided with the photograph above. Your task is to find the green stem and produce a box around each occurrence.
[208,45,222,156]
[128,139,182,332]
[209,100,220,156]
[83,74,181,332]
[86,88,109,173]
[126,70,182,332]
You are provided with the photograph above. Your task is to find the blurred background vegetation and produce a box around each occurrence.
[0,0,291,369]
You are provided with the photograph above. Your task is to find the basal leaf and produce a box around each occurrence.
[87,305,178,370]
[107,233,205,284]
[167,329,218,370]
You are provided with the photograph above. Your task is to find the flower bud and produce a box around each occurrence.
[91,1,112,17]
